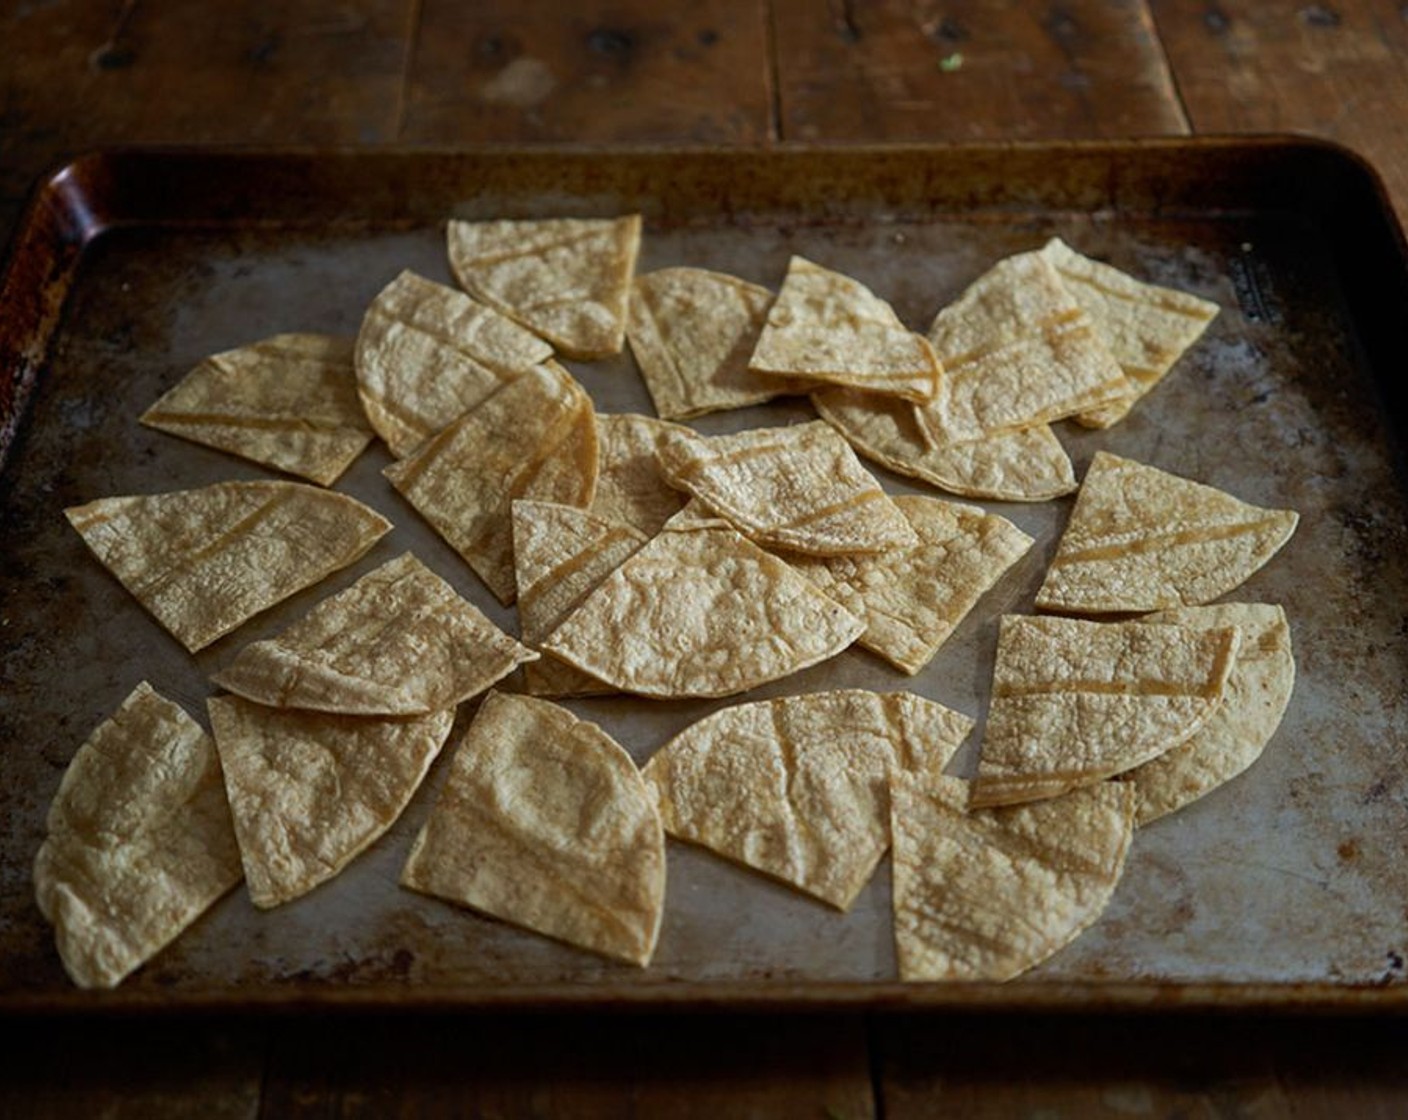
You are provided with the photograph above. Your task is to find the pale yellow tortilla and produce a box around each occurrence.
[65,481,392,652]
[643,690,973,909]
[33,682,243,988]
[401,691,665,966]
[589,413,690,535]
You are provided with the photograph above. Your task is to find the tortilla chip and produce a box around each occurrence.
[354,270,553,458]
[383,361,598,604]
[446,215,642,359]
[542,516,866,699]
[140,333,373,485]
[656,420,917,556]
[33,682,242,988]
[782,495,1034,674]
[1041,239,1220,428]
[210,552,536,715]
[643,690,973,909]
[1035,451,1300,614]
[590,413,690,535]
[65,481,392,652]
[401,691,665,966]
[208,696,452,909]
[512,500,648,697]
[920,250,1128,444]
[1123,603,1295,825]
[750,256,939,402]
[891,775,1136,981]
[969,615,1241,808]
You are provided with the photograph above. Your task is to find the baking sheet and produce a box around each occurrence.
[2,142,1407,1011]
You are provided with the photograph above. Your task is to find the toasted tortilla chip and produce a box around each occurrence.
[355,270,553,458]
[211,552,536,715]
[512,500,648,697]
[1035,451,1300,614]
[656,420,917,556]
[65,481,392,652]
[383,362,597,604]
[140,333,373,485]
[644,690,973,909]
[446,215,641,359]
[33,682,242,988]
[209,696,453,908]
[750,256,939,402]
[969,615,1240,808]
[542,517,866,699]
[590,413,690,535]
[920,250,1128,444]
[1041,239,1220,428]
[891,775,1136,981]
[1123,603,1295,825]
[782,495,1034,674]
[401,692,665,966]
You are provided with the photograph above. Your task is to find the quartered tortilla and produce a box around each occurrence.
[1041,238,1220,429]
[782,495,1034,674]
[590,413,690,535]
[354,270,553,458]
[511,500,648,697]
[383,361,598,604]
[140,333,373,486]
[1122,603,1295,825]
[921,250,1128,444]
[628,267,807,419]
[969,615,1241,808]
[33,682,242,989]
[813,386,1077,502]
[209,696,453,909]
[643,690,973,910]
[749,256,939,402]
[655,420,917,556]
[401,692,666,967]
[65,481,392,652]
[210,552,536,715]
[446,215,642,359]
[542,515,866,699]
[1035,451,1300,614]
[891,775,1136,981]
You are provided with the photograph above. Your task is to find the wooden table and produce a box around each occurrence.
[3,3,1408,1115]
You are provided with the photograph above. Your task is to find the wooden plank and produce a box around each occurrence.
[772,0,1190,141]
[398,0,774,143]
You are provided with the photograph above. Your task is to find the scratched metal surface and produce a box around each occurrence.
[1,145,1406,1009]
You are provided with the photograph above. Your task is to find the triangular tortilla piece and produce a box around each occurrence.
[643,690,973,909]
[1123,603,1295,825]
[401,691,665,966]
[1041,239,1220,429]
[209,696,453,909]
[1035,451,1300,614]
[65,481,392,652]
[33,683,242,988]
[210,552,537,715]
[383,361,598,604]
[969,615,1241,809]
[512,500,648,697]
[140,333,373,486]
[891,775,1136,981]
[656,420,917,556]
[781,495,1034,674]
[542,517,866,699]
[813,387,1077,502]
[590,413,690,535]
[355,270,553,458]
[749,256,939,402]
[446,215,641,359]
[920,250,1129,444]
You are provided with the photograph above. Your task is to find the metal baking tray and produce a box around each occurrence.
[2,141,1406,1013]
